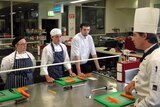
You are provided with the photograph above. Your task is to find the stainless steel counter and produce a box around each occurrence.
[1,73,127,107]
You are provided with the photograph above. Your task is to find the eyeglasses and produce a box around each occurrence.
[17,43,27,46]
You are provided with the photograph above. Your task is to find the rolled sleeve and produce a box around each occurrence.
[90,36,96,56]
[63,44,71,70]
[71,38,80,58]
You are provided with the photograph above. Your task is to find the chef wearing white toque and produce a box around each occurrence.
[125,7,160,107]
[40,28,76,83]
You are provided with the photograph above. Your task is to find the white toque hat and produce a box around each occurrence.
[134,7,160,34]
[50,28,62,37]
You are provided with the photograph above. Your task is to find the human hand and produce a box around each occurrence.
[124,81,135,95]
[70,72,76,77]
[96,67,104,73]
[97,67,103,71]
[45,75,55,83]
[78,72,85,77]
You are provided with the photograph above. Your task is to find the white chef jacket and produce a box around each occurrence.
[71,32,97,64]
[40,43,71,76]
[132,46,160,107]
[0,51,36,82]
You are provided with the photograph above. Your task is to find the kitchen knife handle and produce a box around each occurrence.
[64,86,72,90]
[106,86,113,90]
[15,98,28,104]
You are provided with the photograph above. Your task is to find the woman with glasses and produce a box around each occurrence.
[1,36,36,89]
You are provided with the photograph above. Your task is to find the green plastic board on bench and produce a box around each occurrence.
[0,88,23,103]
[94,91,136,107]
[55,76,87,86]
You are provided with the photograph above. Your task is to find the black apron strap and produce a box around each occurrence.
[51,43,55,58]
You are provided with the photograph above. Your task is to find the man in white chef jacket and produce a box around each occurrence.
[70,23,102,77]
[40,28,75,83]
[124,7,160,107]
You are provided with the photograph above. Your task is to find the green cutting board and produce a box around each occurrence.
[0,88,23,103]
[55,76,87,86]
[94,91,136,107]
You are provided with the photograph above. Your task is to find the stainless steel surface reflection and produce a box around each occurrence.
[6,73,120,107]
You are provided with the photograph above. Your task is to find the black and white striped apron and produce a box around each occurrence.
[5,52,33,89]
[48,43,64,80]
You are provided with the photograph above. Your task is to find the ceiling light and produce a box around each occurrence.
[70,0,88,4]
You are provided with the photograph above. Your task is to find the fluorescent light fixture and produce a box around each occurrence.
[70,0,88,4]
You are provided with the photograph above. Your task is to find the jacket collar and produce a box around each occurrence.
[140,43,159,62]
[79,32,87,39]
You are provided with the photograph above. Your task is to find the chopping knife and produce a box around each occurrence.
[0,97,28,106]
[64,83,86,90]
[86,86,113,99]
[91,85,113,92]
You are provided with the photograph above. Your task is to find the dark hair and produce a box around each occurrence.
[80,22,90,29]
[12,36,25,47]
[138,32,158,44]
